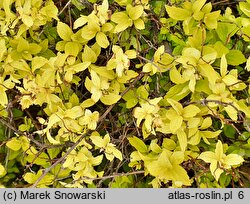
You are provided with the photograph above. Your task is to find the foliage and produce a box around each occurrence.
[0,0,249,188]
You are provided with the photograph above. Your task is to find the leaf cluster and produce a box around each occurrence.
[0,0,249,188]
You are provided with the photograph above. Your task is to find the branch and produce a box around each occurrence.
[73,170,145,183]
[31,72,145,187]
[30,130,91,187]
[98,72,145,123]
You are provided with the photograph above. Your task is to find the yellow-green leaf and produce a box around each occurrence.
[22,14,33,27]
[0,164,6,178]
[167,99,183,115]
[176,129,187,151]
[0,89,8,107]
[220,54,227,77]
[6,138,21,151]
[239,2,250,17]
[198,151,216,163]
[215,140,223,160]
[73,16,88,29]
[199,63,219,85]
[100,93,121,105]
[245,57,250,71]
[224,154,244,166]
[128,136,148,153]
[17,37,29,52]
[31,56,47,72]
[65,42,81,56]
[127,4,143,20]
[182,105,200,118]
[125,50,137,59]
[204,11,220,29]
[170,115,183,133]
[224,106,238,121]
[111,12,132,32]
[112,148,123,161]
[23,172,37,184]
[202,130,221,139]
[192,0,206,13]
[133,18,145,30]
[57,22,74,41]
[162,138,176,150]
[71,62,91,72]
[96,32,109,48]
[169,67,186,84]
[82,45,97,63]
[200,117,212,129]
[165,5,191,20]
[46,131,60,145]
[90,135,104,148]
[226,50,246,66]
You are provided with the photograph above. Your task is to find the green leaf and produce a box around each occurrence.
[47,148,61,160]
[219,172,232,187]
[226,50,246,65]
[128,136,148,153]
[125,98,137,108]
[216,22,237,43]
[137,86,149,100]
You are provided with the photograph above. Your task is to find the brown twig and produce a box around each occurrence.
[73,170,145,183]
[31,72,145,187]
[30,130,91,187]
[98,72,145,123]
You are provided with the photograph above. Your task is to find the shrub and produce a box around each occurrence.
[0,0,249,188]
